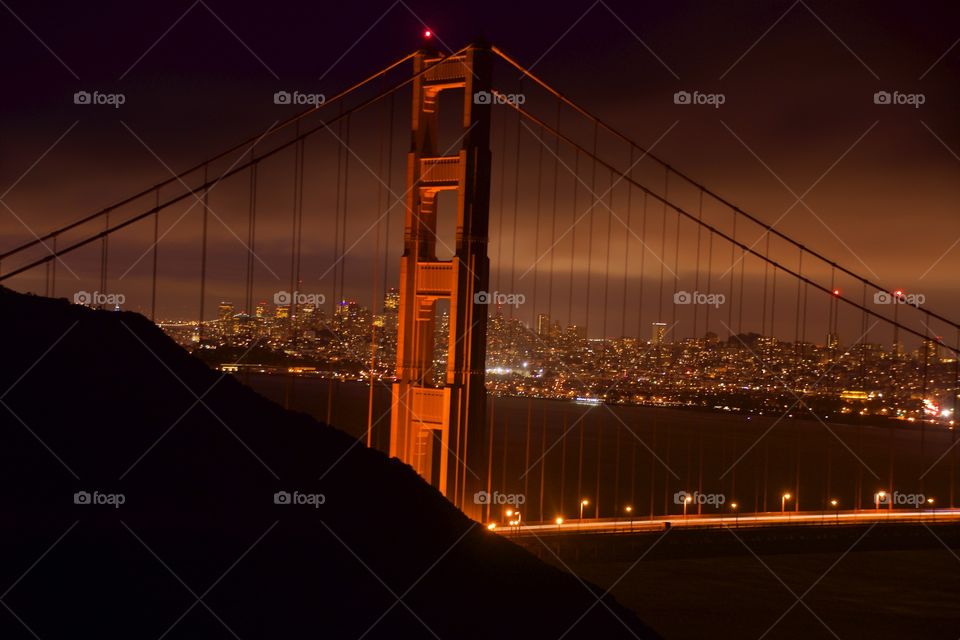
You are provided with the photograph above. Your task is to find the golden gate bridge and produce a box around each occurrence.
[2,42,959,528]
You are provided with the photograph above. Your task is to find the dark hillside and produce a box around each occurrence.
[0,287,658,639]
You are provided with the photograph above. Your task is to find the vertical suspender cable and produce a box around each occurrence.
[657,170,667,327]
[828,266,836,345]
[523,400,532,505]
[859,281,868,385]
[100,212,109,302]
[584,122,598,336]
[638,191,648,339]
[577,413,584,518]
[704,224,715,338]
[331,116,342,312]
[770,260,777,344]
[595,416,603,517]
[327,112,345,426]
[486,396,495,521]
[737,242,746,336]
[601,168,613,346]
[151,190,159,321]
[669,179,680,335]
[613,416,621,512]
[338,115,351,307]
[44,245,50,296]
[648,417,656,517]
[509,86,522,320]
[530,126,544,327]
[501,415,509,504]
[246,155,258,316]
[539,408,546,522]
[368,98,386,449]
[794,249,803,355]
[801,273,808,347]
[761,234,770,342]
[198,165,209,345]
[728,209,736,336]
[559,410,567,513]
[693,191,703,341]
[50,235,57,297]
[295,135,305,299]
[494,99,509,296]
[548,99,561,326]
[382,92,395,317]
[290,125,303,314]
[567,152,579,328]
[621,146,634,339]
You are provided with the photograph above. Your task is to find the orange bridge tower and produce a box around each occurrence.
[389,44,492,521]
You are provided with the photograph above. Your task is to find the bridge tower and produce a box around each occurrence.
[389,44,492,520]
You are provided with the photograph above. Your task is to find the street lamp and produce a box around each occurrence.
[927,497,935,520]
[874,491,886,511]
[625,505,633,532]
[683,495,693,521]
[830,499,839,524]
[579,499,589,530]
[555,516,564,530]
[781,493,791,514]
[730,502,739,528]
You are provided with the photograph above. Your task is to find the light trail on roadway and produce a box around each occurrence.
[491,508,960,536]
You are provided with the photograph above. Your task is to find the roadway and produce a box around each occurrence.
[493,508,960,536]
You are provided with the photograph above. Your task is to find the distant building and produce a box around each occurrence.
[568,324,587,340]
[537,313,551,337]
[218,301,235,337]
[651,322,667,346]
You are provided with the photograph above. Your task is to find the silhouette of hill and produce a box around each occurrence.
[0,287,658,639]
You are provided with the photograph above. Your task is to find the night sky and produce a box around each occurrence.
[2,0,959,343]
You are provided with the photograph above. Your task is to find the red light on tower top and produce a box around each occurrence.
[832,289,841,296]
[894,289,904,297]
[423,29,432,39]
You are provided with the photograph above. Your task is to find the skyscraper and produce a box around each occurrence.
[217,301,235,338]
[651,322,667,346]
[537,313,551,337]
[826,332,840,350]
